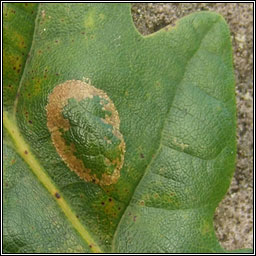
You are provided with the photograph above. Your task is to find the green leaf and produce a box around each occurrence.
[3,3,246,253]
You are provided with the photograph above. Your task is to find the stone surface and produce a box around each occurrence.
[131,3,253,251]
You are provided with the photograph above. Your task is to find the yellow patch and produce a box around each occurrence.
[84,10,95,29]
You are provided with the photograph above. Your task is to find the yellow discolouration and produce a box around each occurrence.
[173,137,189,151]
[99,13,105,21]
[201,220,211,235]
[46,80,125,186]
[84,10,95,29]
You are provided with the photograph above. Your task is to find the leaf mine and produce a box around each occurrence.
[46,80,125,186]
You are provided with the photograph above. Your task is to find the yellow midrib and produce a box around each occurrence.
[3,111,103,253]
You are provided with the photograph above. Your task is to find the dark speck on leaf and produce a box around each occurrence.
[101,202,105,205]
[140,153,144,158]
[29,120,32,124]
[24,150,28,154]
[55,192,61,199]
[109,198,112,202]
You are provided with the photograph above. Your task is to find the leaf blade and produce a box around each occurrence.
[3,3,240,253]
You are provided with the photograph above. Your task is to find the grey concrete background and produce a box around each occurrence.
[131,3,253,251]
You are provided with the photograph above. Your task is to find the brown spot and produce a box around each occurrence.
[29,120,33,124]
[133,216,137,222]
[24,150,28,155]
[101,202,105,205]
[140,153,144,158]
[46,80,125,186]
[41,10,45,19]
[76,215,79,218]
[118,207,121,210]
[108,198,112,202]
[55,40,59,43]
[89,245,93,248]
[17,69,20,73]
[81,32,85,35]
[55,192,61,199]
[139,200,145,206]
[13,67,16,70]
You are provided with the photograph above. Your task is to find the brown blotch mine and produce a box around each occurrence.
[46,80,125,186]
